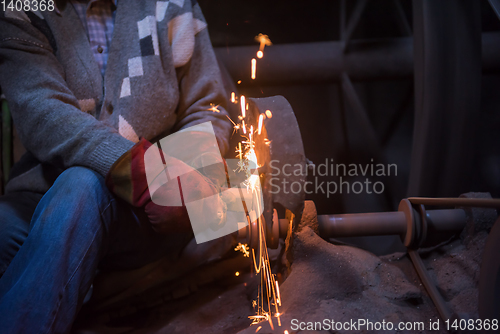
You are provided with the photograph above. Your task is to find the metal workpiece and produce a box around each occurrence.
[316,201,466,248]
[248,96,306,216]
[248,96,306,249]
[235,209,289,250]
[408,197,500,209]
[318,211,407,237]
[229,96,305,249]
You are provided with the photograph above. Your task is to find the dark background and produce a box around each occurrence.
[199,0,500,219]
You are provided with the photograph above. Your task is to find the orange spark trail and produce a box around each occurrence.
[241,95,246,118]
[258,114,264,135]
[251,58,257,79]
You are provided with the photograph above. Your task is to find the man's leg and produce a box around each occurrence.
[0,191,43,277]
[0,167,191,333]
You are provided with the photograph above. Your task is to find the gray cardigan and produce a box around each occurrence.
[0,0,232,194]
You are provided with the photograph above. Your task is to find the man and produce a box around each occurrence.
[0,0,232,332]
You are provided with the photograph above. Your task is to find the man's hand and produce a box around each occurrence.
[105,138,228,235]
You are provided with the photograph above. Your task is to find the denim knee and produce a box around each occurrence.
[52,167,109,198]
[33,167,117,233]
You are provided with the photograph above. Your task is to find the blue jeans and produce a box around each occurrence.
[0,167,192,333]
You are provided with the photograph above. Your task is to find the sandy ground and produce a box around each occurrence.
[73,201,495,334]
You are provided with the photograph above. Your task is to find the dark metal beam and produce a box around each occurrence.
[488,0,500,21]
[342,0,369,52]
[214,32,500,86]
[392,0,412,36]
[408,0,482,198]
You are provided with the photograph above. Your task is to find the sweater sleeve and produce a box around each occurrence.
[0,11,134,176]
[171,2,233,157]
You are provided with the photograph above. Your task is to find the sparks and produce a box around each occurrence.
[258,114,264,135]
[238,142,243,160]
[241,95,246,118]
[284,331,289,334]
[251,58,257,80]
[255,33,272,54]
[227,48,281,329]
[235,242,250,257]
[237,80,242,84]
[207,103,220,113]
[257,50,263,59]
[235,271,240,276]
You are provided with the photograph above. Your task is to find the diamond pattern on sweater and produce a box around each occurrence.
[119,0,208,99]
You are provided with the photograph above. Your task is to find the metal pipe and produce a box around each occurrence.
[318,211,407,237]
[409,197,500,209]
[317,209,466,238]
[214,32,500,85]
[426,209,467,232]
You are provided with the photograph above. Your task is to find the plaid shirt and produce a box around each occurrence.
[71,0,117,76]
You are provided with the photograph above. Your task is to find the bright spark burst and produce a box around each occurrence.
[265,110,273,118]
[255,33,272,57]
[235,242,250,257]
[208,103,220,113]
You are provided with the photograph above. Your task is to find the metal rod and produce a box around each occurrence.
[342,0,369,51]
[318,211,407,237]
[408,197,500,209]
[214,32,500,85]
[425,209,467,232]
[392,0,412,36]
[408,249,454,322]
[489,0,500,21]
[317,209,466,238]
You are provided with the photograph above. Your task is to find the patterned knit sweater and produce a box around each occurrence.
[0,0,232,194]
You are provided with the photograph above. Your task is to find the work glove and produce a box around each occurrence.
[105,136,229,235]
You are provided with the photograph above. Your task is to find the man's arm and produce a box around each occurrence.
[0,11,134,176]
